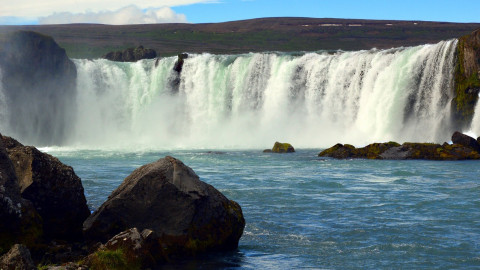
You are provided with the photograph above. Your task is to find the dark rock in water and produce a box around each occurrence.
[170,53,189,92]
[0,133,42,253]
[0,244,36,270]
[0,31,77,145]
[84,228,156,269]
[269,142,295,153]
[319,133,480,160]
[103,45,157,62]
[173,53,189,73]
[263,149,273,153]
[451,131,480,152]
[1,135,90,242]
[83,156,245,259]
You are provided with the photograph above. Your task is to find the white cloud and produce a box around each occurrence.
[38,5,188,25]
[0,0,217,17]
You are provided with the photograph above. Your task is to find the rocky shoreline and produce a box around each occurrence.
[319,131,480,160]
[0,134,245,269]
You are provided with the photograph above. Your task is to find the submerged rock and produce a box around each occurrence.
[83,156,245,260]
[319,132,480,160]
[266,142,295,153]
[0,244,36,270]
[1,135,90,242]
[103,45,157,62]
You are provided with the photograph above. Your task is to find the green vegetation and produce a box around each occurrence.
[453,35,480,127]
[89,249,140,270]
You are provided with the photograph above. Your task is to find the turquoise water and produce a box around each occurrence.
[48,149,480,269]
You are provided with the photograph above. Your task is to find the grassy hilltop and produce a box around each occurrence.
[1,17,480,59]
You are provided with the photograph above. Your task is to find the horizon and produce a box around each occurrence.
[1,0,480,26]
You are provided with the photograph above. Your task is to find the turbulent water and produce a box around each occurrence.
[48,39,458,150]
[46,149,480,269]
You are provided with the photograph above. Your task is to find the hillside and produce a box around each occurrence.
[1,17,480,58]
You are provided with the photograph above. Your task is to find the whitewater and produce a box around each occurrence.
[46,39,459,150]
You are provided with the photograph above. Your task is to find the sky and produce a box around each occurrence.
[0,0,479,25]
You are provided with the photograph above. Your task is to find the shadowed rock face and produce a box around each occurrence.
[1,135,90,242]
[0,244,36,270]
[0,133,42,253]
[0,31,77,145]
[83,156,245,259]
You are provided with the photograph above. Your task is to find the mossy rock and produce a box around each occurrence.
[271,142,295,153]
[452,29,480,128]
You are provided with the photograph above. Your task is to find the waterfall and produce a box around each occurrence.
[2,40,459,149]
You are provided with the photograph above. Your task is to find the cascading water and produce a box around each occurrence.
[0,39,459,149]
[65,40,459,149]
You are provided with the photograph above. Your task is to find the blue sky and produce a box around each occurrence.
[1,0,479,25]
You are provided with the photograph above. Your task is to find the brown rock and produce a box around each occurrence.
[83,156,245,259]
[451,131,480,152]
[1,135,90,242]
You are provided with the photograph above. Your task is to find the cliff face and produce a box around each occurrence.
[453,28,480,128]
[0,31,77,145]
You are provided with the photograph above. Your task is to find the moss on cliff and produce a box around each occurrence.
[453,30,480,127]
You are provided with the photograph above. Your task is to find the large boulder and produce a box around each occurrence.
[1,135,90,242]
[0,31,77,145]
[451,131,480,152]
[103,46,157,62]
[83,156,245,260]
[0,133,42,253]
[0,244,36,270]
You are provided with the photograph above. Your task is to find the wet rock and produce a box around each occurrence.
[270,142,295,153]
[173,53,189,73]
[319,133,480,160]
[0,244,36,270]
[83,156,245,260]
[451,131,480,152]
[103,45,157,62]
[1,135,90,242]
[452,28,480,127]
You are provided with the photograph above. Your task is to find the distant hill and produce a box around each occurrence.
[1,17,479,59]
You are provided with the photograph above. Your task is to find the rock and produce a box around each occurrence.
[103,46,157,62]
[0,244,36,270]
[452,28,480,128]
[451,131,480,152]
[270,142,295,153]
[0,133,42,253]
[84,228,156,269]
[1,135,90,242]
[83,156,245,260]
[170,53,189,92]
[0,31,77,145]
[263,149,273,153]
[319,133,480,160]
[173,53,189,73]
